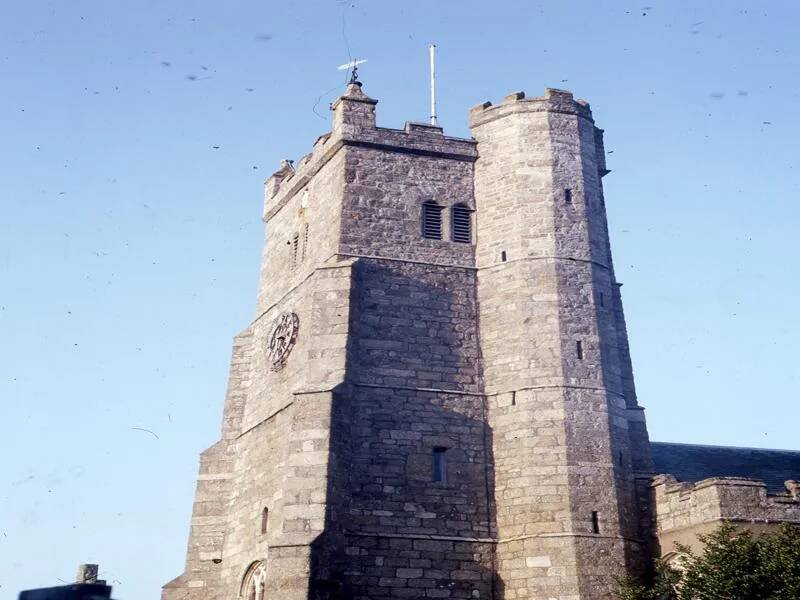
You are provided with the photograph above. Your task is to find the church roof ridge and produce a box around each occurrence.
[652,440,800,454]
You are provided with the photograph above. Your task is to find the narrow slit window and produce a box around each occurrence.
[599,293,605,308]
[432,447,448,483]
[576,340,584,360]
[261,507,269,535]
[591,511,600,534]
[451,204,472,244]
[501,250,507,262]
[421,201,443,240]
[511,391,516,406]
[564,188,572,203]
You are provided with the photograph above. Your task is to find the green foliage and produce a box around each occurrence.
[678,523,767,599]
[760,523,800,599]
[615,559,680,600]
[616,523,800,600]
[615,567,676,600]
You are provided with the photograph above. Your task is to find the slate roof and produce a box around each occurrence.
[651,441,800,495]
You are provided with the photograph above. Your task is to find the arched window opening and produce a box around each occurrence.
[421,201,443,240]
[241,561,267,600]
[451,203,472,244]
[261,507,269,535]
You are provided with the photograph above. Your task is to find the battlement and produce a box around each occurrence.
[262,130,337,221]
[263,82,475,221]
[651,474,800,535]
[469,87,594,128]
[264,84,602,220]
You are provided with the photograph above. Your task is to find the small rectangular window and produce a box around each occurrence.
[564,188,572,203]
[451,204,472,244]
[591,511,600,534]
[576,340,583,360]
[501,250,507,262]
[422,202,443,240]
[432,447,448,483]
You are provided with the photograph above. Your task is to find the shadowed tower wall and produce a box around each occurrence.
[470,89,652,599]
[330,83,496,600]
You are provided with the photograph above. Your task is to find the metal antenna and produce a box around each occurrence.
[337,58,368,84]
[429,44,437,125]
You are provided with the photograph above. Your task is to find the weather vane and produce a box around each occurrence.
[337,58,368,84]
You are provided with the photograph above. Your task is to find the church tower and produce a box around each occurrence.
[163,82,652,600]
[470,89,652,599]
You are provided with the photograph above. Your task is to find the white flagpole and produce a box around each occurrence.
[429,44,437,125]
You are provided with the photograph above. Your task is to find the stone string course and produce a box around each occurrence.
[162,83,797,600]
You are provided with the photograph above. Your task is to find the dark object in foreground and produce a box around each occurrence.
[19,564,115,600]
[19,583,112,600]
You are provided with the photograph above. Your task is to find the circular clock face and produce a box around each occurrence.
[266,312,299,371]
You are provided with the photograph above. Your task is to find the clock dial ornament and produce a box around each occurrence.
[266,312,299,371]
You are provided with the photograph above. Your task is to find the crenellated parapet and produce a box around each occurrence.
[469,88,594,127]
[651,474,800,556]
[262,132,336,221]
[263,82,475,223]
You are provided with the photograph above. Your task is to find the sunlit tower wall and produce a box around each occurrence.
[470,89,653,599]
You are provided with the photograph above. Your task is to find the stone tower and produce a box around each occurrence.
[470,90,652,598]
[163,82,653,600]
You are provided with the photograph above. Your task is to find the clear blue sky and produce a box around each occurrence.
[1,1,798,598]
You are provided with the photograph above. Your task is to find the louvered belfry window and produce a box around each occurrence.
[421,201,443,240]
[301,223,309,260]
[291,233,299,267]
[451,203,472,244]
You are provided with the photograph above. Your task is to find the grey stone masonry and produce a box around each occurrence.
[162,81,798,600]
